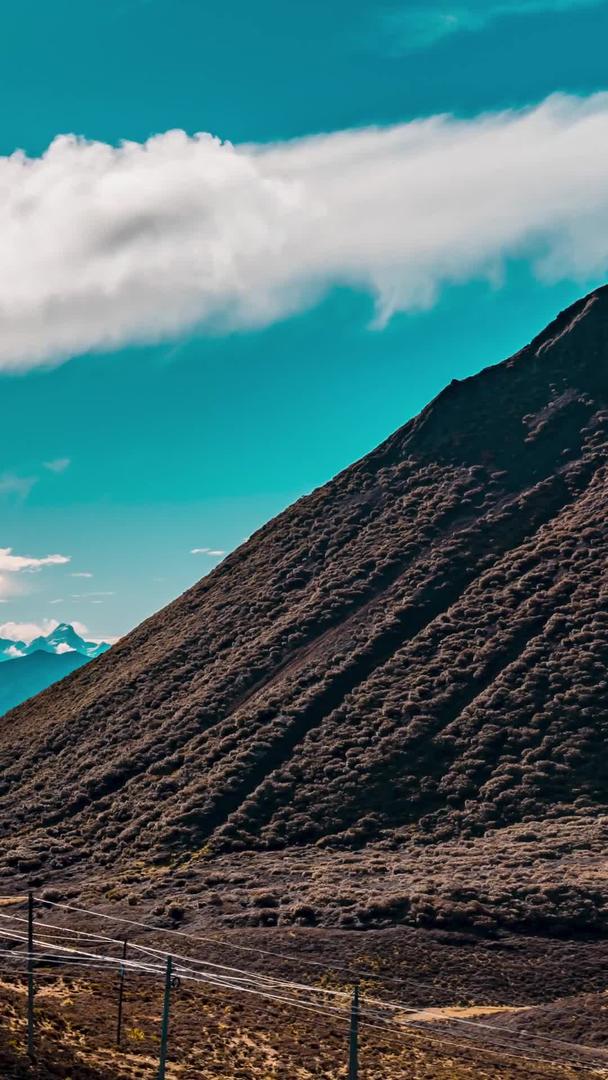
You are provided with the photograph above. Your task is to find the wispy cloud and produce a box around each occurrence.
[70,591,115,599]
[381,0,605,50]
[0,458,70,501]
[70,571,93,578]
[0,548,70,573]
[0,460,70,500]
[2,93,608,369]
[191,547,226,557]
[0,473,37,499]
[0,547,70,601]
[43,457,71,473]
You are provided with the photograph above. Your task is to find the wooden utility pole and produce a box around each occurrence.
[27,891,35,1058]
[116,938,128,1046]
[157,955,173,1080]
[348,982,359,1080]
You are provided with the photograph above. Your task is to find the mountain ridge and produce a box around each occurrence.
[0,650,89,718]
[2,285,608,933]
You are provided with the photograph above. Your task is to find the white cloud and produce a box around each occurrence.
[0,619,56,643]
[5,644,24,658]
[3,93,608,369]
[382,0,604,49]
[43,457,71,473]
[70,571,93,578]
[191,547,226,557]
[0,547,70,601]
[0,618,90,644]
[54,642,75,654]
[0,548,70,573]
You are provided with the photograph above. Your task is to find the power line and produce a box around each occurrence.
[356,1016,603,1076]
[0,896,600,1076]
[33,895,441,993]
[2,908,348,998]
[29,898,608,1065]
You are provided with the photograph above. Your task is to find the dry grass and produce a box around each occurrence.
[0,971,600,1080]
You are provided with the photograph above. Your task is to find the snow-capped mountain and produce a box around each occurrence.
[0,624,111,663]
[0,623,112,716]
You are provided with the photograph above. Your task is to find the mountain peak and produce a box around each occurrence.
[0,622,111,670]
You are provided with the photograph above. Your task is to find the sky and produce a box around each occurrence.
[2,0,608,643]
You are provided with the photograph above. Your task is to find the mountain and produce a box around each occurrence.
[0,623,111,663]
[0,639,26,660]
[0,650,89,719]
[2,286,608,935]
[0,624,111,716]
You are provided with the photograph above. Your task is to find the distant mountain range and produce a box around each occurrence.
[0,622,110,663]
[0,624,111,715]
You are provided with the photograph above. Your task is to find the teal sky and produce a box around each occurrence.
[2,0,608,641]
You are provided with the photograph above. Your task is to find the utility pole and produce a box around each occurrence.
[116,938,128,1047]
[27,891,35,1059]
[348,982,359,1080]
[157,955,173,1080]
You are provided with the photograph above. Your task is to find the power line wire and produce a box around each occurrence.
[0,896,600,1075]
[30,898,608,1064]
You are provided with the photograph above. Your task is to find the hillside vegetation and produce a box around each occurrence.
[2,287,608,934]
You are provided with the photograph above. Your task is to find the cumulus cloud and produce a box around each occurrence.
[3,93,608,369]
[191,547,226,557]
[0,618,84,644]
[382,0,604,49]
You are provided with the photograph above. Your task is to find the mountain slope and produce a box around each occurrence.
[2,286,608,931]
[0,650,89,718]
